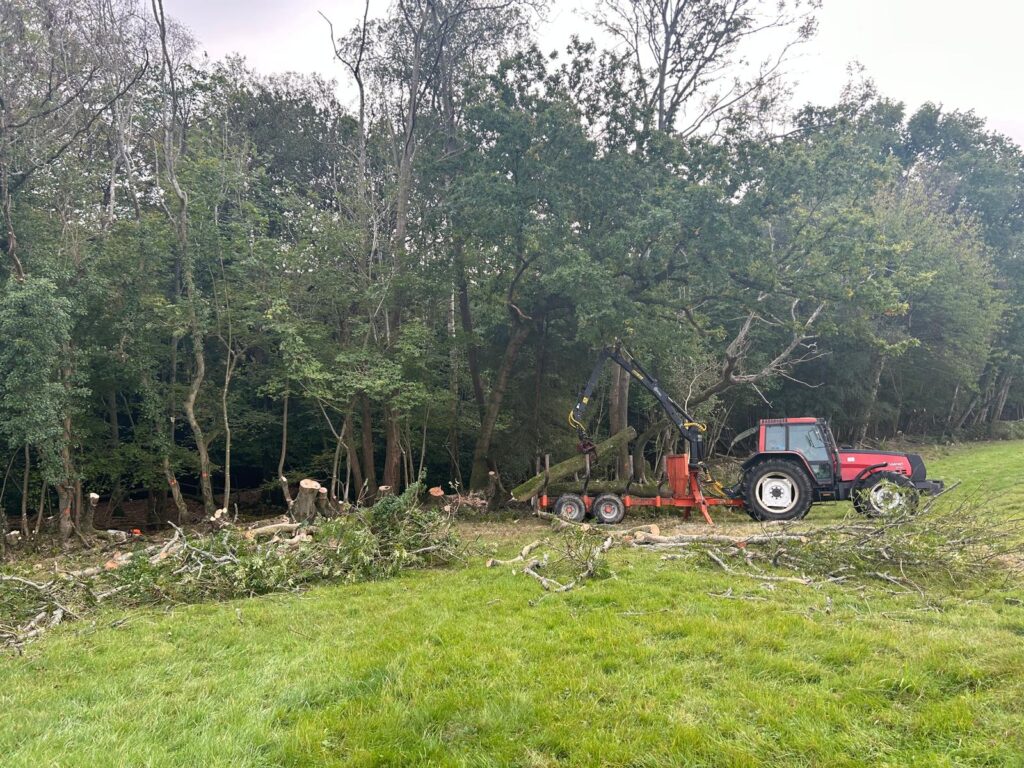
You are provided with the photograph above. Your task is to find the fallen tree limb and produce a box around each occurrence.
[0,574,49,591]
[523,558,575,592]
[633,531,808,546]
[705,550,814,585]
[510,427,637,501]
[486,540,545,568]
[245,522,301,539]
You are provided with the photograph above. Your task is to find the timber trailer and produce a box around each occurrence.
[538,344,943,525]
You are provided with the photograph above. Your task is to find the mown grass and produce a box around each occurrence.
[2,441,1024,767]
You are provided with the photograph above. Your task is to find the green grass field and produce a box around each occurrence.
[3,441,1024,767]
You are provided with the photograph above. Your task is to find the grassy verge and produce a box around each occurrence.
[2,441,1023,767]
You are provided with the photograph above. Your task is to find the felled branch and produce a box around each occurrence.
[486,540,545,568]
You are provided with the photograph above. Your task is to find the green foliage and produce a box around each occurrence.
[2,0,1023,524]
[1,488,459,645]
[0,277,73,480]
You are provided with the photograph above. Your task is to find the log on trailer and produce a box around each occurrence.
[510,427,637,502]
[544,479,665,498]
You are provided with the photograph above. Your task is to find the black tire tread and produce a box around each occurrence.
[592,493,626,525]
[554,493,587,523]
[852,471,919,517]
[743,459,814,521]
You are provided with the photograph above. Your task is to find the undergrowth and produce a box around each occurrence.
[0,483,459,650]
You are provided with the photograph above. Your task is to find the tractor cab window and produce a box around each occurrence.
[764,425,786,451]
[788,423,833,482]
[789,424,829,463]
[762,421,834,483]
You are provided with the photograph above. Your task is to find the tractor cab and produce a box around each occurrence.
[757,417,838,486]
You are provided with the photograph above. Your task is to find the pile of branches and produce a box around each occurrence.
[632,489,1022,593]
[0,483,459,652]
[491,488,1021,597]
[484,514,664,594]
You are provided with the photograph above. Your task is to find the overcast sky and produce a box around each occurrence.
[164,0,1024,145]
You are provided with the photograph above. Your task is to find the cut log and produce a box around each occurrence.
[544,480,665,497]
[510,427,637,502]
[291,479,321,523]
[245,522,301,539]
[633,531,809,546]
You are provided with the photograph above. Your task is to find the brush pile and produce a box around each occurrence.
[495,486,1022,596]
[1,483,459,652]
[632,487,1021,592]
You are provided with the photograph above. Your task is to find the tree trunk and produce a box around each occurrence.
[221,353,235,514]
[0,449,15,557]
[383,406,403,491]
[456,256,486,424]
[469,323,531,490]
[162,457,190,523]
[57,483,74,545]
[329,420,345,503]
[532,318,548,454]
[857,355,886,445]
[183,333,215,516]
[360,395,378,499]
[343,406,363,501]
[33,478,46,538]
[971,365,997,427]
[632,420,666,483]
[510,427,637,502]
[609,365,632,480]
[944,380,961,435]
[104,389,123,526]
[991,371,1013,432]
[20,444,29,537]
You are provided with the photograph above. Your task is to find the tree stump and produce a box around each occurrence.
[291,479,322,523]
[316,486,331,517]
[82,492,100,533]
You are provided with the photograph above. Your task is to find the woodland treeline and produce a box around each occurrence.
[1,0,1022,543]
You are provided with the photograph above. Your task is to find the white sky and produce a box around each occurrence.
[165,0,1024,145]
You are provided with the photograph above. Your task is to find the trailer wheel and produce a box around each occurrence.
[592,493,625,525]
[553,493,587,523]
[853,472,919,518]
[743,460,813,521]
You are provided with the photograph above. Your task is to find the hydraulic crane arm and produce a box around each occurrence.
[568,343,708,468]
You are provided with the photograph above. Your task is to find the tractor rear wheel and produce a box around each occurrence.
[743,460,813,521]
[553,493,587,523]
[853,472,919,518]
[592,493,626,525]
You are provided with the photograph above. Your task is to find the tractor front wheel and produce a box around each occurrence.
[852,472,919,518]
[743,460,813,521]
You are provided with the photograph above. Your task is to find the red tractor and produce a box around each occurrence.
[543,344,943,524]
[739,416,943,521]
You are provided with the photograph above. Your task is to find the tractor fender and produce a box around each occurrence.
[742,451,815,481]
[850,463,889,486]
